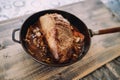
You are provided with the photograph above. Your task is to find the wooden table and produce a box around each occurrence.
[0,0,120,80]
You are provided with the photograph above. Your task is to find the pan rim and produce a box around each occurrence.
[20,9,91,67]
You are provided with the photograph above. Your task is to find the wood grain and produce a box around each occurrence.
[0,0,120,80]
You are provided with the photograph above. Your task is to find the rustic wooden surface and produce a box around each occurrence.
[0,0,120,80]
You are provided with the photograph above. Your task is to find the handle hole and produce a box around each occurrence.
[12,29,21,43]
[14,31,20,41]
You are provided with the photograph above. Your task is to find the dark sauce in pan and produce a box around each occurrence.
[25,22,84,64]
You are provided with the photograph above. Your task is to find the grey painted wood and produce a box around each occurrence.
[0,0,120,80]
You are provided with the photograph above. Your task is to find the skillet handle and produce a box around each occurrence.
[12,28,21,44]
[89,27,120,37]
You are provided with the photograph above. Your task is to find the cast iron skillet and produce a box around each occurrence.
[12,9,120,67]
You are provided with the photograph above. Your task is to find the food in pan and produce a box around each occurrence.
[25,13,84,64]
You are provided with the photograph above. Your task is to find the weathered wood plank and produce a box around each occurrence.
[106,58,120,79]
[73,44,120,80]
[0,0,120,80]
[81,65,118,80]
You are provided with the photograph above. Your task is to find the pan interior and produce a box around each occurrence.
[20,9,91,66]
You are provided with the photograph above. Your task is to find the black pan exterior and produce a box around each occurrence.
[20,9,91,66]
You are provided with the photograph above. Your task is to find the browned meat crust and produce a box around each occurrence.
[40,13,84,63]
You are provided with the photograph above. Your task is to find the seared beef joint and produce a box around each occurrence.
[39,13,84,63]
[25,13,84,64]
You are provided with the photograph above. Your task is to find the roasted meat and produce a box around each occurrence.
[25,13,85,64]
[39,13,84,63]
